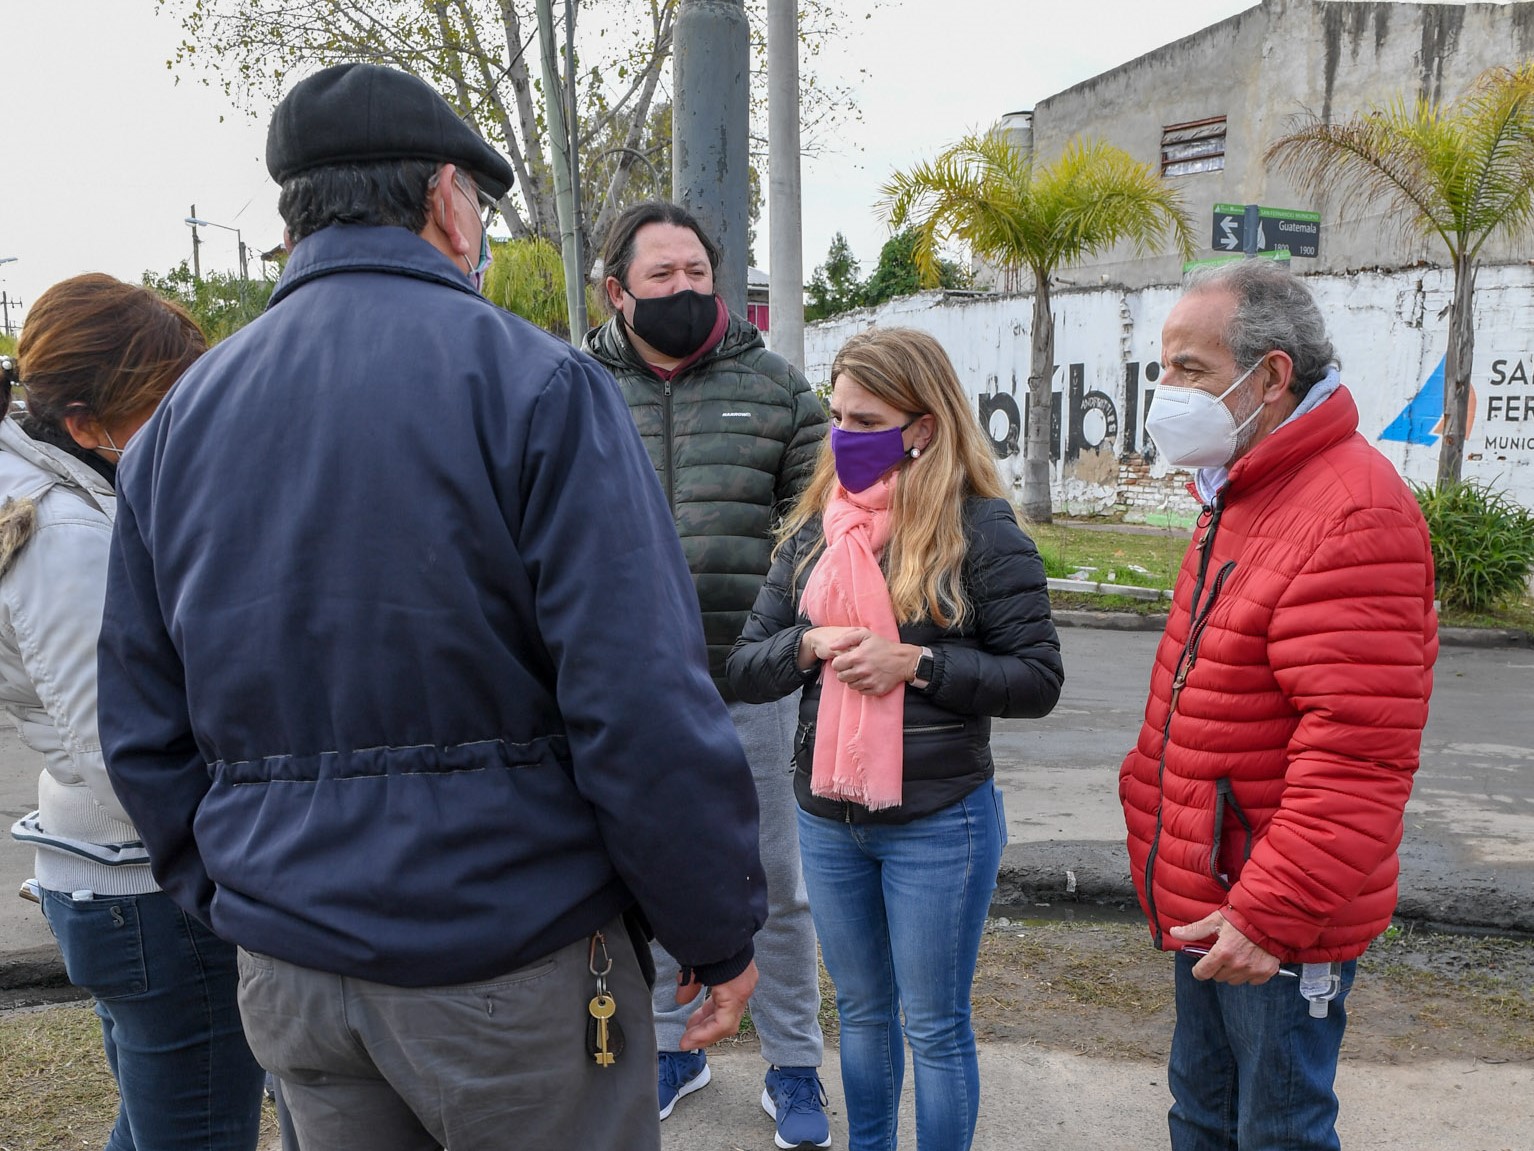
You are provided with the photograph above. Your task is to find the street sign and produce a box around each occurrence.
[1257,206,1321,258]
[1211,203,1245,251]
[1209,204,1321,258]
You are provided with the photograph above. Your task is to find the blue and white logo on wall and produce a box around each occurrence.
[1379,356,1445,446]
[1377,355,1477,447]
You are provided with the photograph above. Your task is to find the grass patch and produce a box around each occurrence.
[0,1004,116,1150]
[1031,521,1188,591]
[1036,517,1534,632]
[1437,598,1534,632]
[0,1003,280,1150]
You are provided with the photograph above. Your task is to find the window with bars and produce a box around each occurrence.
[1161,116,1226,177]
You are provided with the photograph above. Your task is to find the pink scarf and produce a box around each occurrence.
[800,476,905,810]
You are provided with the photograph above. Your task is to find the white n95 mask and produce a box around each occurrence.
[1145,361,1264,468]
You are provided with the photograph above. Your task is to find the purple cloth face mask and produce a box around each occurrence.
[830,419,916,493]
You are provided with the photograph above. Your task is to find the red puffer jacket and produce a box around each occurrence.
[1119,385,1437,962]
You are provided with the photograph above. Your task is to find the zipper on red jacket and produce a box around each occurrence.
[662,380,676,512]
[1144,497,1237,949]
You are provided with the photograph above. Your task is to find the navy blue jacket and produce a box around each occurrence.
[99,225,765,987]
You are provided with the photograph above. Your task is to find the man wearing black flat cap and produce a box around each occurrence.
[98,61,766,1151]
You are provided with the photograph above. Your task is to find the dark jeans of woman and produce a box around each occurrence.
[798,780,1007,1150]
[42,887,265,1150]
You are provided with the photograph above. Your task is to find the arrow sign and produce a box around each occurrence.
[1211,203,1244,251]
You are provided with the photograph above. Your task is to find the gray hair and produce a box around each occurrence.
[1184,260,1338,395]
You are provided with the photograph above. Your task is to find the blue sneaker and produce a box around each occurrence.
[761,1065,831,1149]
[657,1049,710,1120]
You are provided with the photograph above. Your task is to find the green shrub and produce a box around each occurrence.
[1413,481,1534,612]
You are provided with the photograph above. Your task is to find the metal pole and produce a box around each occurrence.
[236,233,248,312]
[766,0,804,368]
[1,293,10,340]
[673,0,750,316]
[190,204,202,280]
[535,0,584,341]
[565,0,587,336]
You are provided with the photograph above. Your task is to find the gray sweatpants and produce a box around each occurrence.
[239,917,657,1151]
[652,694,824,1068]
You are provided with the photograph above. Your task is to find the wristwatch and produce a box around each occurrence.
[910,646,935,690]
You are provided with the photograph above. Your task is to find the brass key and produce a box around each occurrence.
[588,994,617,1066]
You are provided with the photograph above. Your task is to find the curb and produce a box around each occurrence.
[0,946,67,993]
[1053,609,1532,648]
[994,844,1534,938]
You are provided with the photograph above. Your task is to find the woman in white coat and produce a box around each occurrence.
[4,274,265,1150]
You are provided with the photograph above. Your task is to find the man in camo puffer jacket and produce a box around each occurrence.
[584,201,832,1148]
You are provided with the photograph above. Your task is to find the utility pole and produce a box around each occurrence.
[766,0,804,369]
[673,0,750,316]
[564,0,586,336]
[535,0,585,341]
[190,204,202,280]
[1,257,19,340]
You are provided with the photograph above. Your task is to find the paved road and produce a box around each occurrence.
[4,626,1532,992]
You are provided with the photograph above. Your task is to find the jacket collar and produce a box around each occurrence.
[0,416,115,516]
[270,225,484,309]
[1217,380,1359,503]
[584,306,764,383]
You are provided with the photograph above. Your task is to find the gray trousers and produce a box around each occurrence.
[652,695,824,1067]
[238,917,657,1151]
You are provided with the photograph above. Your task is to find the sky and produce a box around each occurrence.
[0,0,1257,329]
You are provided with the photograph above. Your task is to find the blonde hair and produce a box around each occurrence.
[779,326,1013,628]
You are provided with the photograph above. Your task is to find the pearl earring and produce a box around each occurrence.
[910,446,922,459]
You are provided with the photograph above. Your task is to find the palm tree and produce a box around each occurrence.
[880,130,1193,522]
[1265,63,1534,489]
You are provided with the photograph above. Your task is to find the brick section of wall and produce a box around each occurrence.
[1116,455,1201,517]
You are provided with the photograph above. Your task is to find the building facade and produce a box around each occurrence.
[806,264,1534,518]
[1011,0,1534,288]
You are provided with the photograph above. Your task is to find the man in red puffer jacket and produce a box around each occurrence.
[1120,259,1437,1151]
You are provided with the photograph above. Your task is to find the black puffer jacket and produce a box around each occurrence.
[584,313,827,698]
[727,497,1064,823]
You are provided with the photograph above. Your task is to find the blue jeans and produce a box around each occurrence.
[41,887,265,1151]
[798,781,1006,1151]
[1169,951,1357,1151]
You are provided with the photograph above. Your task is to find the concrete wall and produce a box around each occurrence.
[804,263,1534,519]
[1019,0,1534,289]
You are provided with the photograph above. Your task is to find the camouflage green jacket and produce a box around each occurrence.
[584,312,827,699]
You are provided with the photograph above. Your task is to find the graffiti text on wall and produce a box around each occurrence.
[977,361,1161,462]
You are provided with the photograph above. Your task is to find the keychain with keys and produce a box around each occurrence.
[586,931,624,1067]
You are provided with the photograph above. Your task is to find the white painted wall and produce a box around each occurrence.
[804,264,1534,517]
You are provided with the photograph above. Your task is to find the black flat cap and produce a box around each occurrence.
[266,63,514,200]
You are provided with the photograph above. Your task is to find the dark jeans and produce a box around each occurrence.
[41,887,265,1151]
[798,781,1007,1151]
[1169,951,1357,1151]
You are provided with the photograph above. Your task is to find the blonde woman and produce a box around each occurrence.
[727,327,1063,1150]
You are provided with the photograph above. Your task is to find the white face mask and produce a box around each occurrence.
[1145,361,1264,468]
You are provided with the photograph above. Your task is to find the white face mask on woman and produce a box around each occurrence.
[1145,360,1264,468]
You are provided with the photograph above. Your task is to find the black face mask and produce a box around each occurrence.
[624,287,718,359]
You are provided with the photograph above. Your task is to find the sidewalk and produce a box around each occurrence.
[658,1044,1533,1151]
